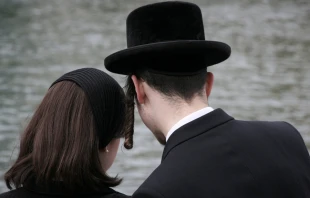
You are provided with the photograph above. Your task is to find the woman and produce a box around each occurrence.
[0,68,134,197]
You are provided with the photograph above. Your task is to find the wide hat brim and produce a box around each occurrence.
[104,40,231,75]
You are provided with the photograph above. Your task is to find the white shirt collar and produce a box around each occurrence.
[166,107,214,142]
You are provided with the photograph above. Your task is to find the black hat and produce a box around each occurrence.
[104,1,231,75]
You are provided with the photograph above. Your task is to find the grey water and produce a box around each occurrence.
[0,0,309,194]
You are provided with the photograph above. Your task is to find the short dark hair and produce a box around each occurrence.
[123,70,207,138]
[127,70,207,102]
[5,81,125,191]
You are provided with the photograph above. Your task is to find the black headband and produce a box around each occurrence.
[50,68,126,148]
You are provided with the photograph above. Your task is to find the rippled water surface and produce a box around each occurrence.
[0,0,309,194]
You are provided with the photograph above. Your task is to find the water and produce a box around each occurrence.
[0,0,309,194]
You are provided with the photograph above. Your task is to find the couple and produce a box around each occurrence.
[1,2,310,198]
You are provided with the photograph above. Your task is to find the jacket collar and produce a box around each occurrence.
[162,108,234,161]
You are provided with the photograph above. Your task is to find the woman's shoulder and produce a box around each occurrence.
[0,188,39,198]
[0,190,14,198]
[0,187,131,198]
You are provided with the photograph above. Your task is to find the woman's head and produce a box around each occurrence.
[5,68,134,191]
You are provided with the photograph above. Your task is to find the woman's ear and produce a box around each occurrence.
[131,75,145,104]
[99,138,121,171]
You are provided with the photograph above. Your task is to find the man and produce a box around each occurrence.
[105,1,310,198]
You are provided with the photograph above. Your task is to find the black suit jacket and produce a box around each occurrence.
[133,109,310,198]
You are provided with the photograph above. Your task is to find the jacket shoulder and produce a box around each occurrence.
[227,120,307,149]
[228,119,302,138]
[133,187,165,198]
[102,192,131,198]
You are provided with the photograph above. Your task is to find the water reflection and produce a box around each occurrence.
[0,0,309,194]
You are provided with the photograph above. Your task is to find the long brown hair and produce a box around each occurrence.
[5,81,127,191]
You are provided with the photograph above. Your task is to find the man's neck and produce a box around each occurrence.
[152,98,209,138]
[165,106,214,141]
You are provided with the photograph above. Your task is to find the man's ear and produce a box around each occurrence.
[131,75,145,104]
[206,72,214,97]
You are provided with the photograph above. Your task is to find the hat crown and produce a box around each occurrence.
[126,1,205,47]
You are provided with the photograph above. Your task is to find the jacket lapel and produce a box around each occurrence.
[162,108,234,161]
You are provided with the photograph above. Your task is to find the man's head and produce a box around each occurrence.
[125,70,214,144]
[104,1,230,144]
